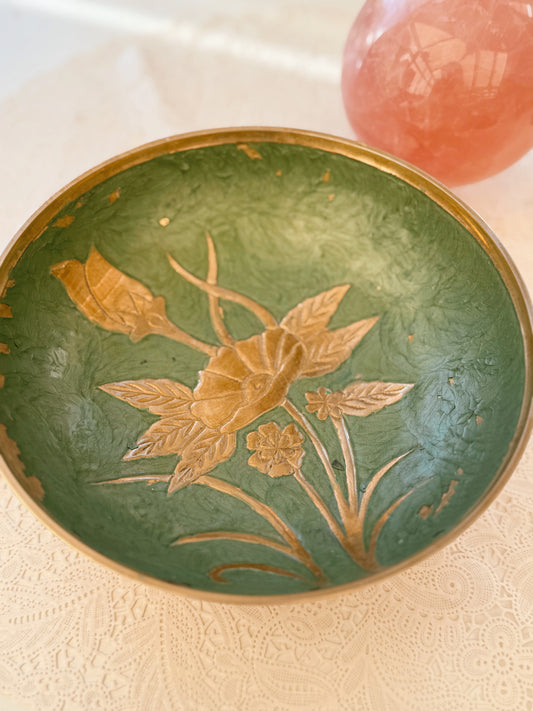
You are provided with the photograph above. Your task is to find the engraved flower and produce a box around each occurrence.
[51,248,172,342]
[51,248,213,353]
[191,328,305,434]
[55,236,381,493]
[305,387,345,420]
[247,422,305,477]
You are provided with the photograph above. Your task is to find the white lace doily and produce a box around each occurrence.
[1,1,532,709]
[1,449,532,711]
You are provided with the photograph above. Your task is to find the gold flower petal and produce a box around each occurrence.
[191,392,243,429]
[278,434,291,448]
[305,387,346,420]
[221,391,281,433]
[248,451,269,474]
[51,258,123,333]
[51,247,196,348]
[284,423,304,443]
[268,461,293,478]
[221,343,304,433]
[194,370,243,399]
[246,431,262,449]
[246,421,304,478]
[262,328,282,370]
[256,422,283,438]
[203,345,252,381]
[84,247,154,319]
[234,333,268,372]
[304,392,321,405]
[193,327,304,434]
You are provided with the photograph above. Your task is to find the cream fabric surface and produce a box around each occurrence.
[0,1,532,709]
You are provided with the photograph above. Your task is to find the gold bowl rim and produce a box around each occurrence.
[1,127,531,605]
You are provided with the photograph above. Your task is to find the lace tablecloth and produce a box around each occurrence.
[1,1,532,709]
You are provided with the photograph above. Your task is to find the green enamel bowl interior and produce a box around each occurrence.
[0,129,531,601]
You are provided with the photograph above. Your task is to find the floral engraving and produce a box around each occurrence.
[306,381,413,419]
[51,247,215,353]
[191,328,304,433]
[305,387,346,420]
[52,235,420,586]
[247,423,305,478]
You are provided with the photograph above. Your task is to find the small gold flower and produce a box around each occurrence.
[305,387,345,420]
[246,422,304,477]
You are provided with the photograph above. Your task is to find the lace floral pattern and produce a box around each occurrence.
[0,443,531,710]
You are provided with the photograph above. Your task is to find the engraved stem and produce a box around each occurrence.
[91,472,324,581]
[282,398,349,529]
[209,563,309,584]
[358,450,413,523]
[205,232,234,346]
[293,470,347,545]
[168,252,277,328]
[152,319,217,356]
[365,492,411,569]
[173,531,299,560]
[357,455,422,570]
[91,474,172,485]
[197,474,325,582]
[332,416,358,514]
[175,533,316,584]
[92,474,326,583]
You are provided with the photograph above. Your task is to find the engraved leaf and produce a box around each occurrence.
[51,247,174,343]
[339,380,414,417]
[183,429,236,475]
[168,430,236,494]
[281,285,350,338]
[99,379,193,416]
[299,317,379,378]
[122,417,204,461]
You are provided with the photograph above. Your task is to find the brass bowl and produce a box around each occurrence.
[0,128,531,602]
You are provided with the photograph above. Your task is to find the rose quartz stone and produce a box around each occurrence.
[342,0,533,186]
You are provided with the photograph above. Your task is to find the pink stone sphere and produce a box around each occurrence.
[342,0,533,186]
